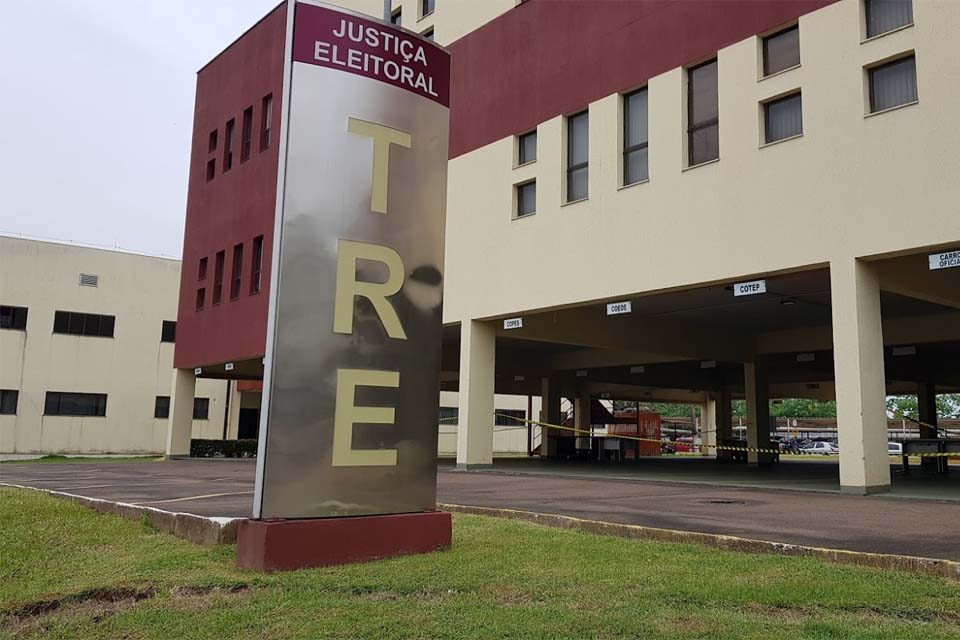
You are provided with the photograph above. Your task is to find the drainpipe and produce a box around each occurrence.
[221,380,231,440]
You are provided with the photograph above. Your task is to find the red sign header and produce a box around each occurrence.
[292,3,450,107]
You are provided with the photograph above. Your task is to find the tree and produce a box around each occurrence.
[886,394,960,419]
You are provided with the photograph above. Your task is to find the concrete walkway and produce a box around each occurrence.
[2,458,958,560]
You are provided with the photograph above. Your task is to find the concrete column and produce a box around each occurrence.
[701,397,718,456]
[226,384,242,440]
[574,392,591,451]
[539,376,561,458]
[745,360,774,464]
[456,320,495,469]
[917,382,941,472]
[717,390,733,442]
[830,258,890,494]
[165,368,196,458]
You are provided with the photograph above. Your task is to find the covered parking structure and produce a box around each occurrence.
[445,251,960,495]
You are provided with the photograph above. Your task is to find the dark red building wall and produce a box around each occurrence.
[448,0,837,159]
[174,3,286,369]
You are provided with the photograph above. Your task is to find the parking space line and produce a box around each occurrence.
[133,491,253,506]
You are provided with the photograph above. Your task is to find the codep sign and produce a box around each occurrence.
[253,1,450,521]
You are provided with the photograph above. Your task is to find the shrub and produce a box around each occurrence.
[189,439,258,458]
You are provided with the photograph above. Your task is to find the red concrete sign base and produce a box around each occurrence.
[235,510,452,571]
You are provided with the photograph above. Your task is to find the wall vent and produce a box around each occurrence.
[79,273,99,287]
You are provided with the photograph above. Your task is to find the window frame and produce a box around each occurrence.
[686,58,720,167]
[565,110,589,203]
[196,288,206,310]
[762,24,801,77]
[213,250,225,305]
[763,91,804,144]
[230,243,244,300]
[517,130,537,166]
[421,0,435,19]
[154,396,171,419]
[0,305,28,331]
[44,392,108,417]
[864,0,914,39]
[223,118,235,172]
[260,94,273,151]
[52,311,115,338]
[240,106,253,162]
[193,397,210,420]
[622,87,649,187]
[867,54,918,114]
[515,180,536,219]
[250,235,264,294]
[160,320,177,343]
[390,8,402,26]
[198,257,208,280]
[0,389,18,415]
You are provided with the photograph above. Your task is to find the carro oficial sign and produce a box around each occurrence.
[929,250,960,270]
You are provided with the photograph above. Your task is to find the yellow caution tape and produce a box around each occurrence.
[493,413,958,458]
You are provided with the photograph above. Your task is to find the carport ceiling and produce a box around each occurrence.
[615,270,954,334]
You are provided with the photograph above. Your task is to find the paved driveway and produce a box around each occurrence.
[2,459,958,560]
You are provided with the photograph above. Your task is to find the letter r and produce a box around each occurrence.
[334,239,407,340]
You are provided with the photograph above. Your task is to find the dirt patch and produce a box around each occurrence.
[5,587,156,622]
[493,585,545,607]
[349,587,460,604]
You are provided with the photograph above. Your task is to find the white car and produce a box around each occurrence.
[800,441,839,455]
[888,442,904,456]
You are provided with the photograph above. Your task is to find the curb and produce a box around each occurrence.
[438,503,960,581]
[1,483,240,546]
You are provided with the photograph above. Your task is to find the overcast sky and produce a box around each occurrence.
[0,0,279,259]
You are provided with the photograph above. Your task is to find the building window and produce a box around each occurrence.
[422,27,434,41]
[196,288,206,310]
[198,257,208,280]
[439,406,458,424]
[623,88,649,185]
[566,110,589,202]
[44,392,107,417]
[223,118,235,172]
[866,0,913,38]
[260,94,273,151]
[230,243,244,299]
[53,311,115,338]
[241,107,253,162]
[193,398,210,420]
[0,390,18,415]
[764,92,803,143]
[516,181,536,218]
[208,130,218,153]
[391,8,401,26]
[213,250,225,304]
[161,320,177,343]
[869,55,917,112]
[518,130,536,165]
[763,25,800,77]
[154,396,170,419]
[206,159,216,182]
[1,305,28,330]
[422,0,435,18]
[687,59,719,166]
[250,235,264,294]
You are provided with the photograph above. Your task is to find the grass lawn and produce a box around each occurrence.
[1,488,958,640]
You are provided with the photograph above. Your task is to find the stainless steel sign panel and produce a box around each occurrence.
[254,1,449,519]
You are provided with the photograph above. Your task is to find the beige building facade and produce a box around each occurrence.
[0,237,228,454]
[436,0,960,491]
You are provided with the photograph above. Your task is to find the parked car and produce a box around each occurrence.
[800,441,839,455]
[888,442,903,456]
